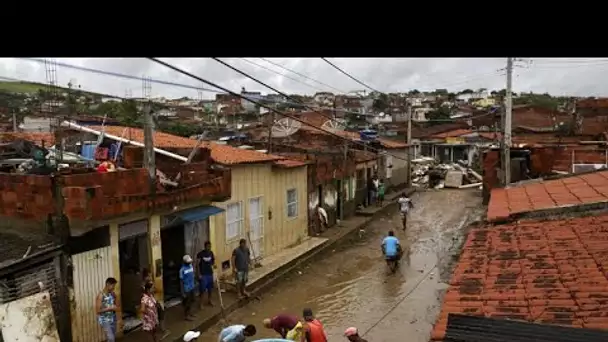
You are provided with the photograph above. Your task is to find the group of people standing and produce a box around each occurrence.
[368,175,386,207]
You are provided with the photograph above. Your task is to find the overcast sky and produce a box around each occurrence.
[1,58,607,100]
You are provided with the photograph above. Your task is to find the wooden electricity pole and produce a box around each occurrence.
[406,104,412,187]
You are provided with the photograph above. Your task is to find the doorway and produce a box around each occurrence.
[248,196,264,261]
[160,224,185,301]
[118,220,150,320]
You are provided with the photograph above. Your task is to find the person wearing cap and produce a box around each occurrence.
[263,314,300,339]
[218,324,257,342]
[179,255,196,321]
[344,327,367,342]
[183,330,201,342]
[300,308,327,342]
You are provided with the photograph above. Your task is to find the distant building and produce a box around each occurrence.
[241,88,263,113]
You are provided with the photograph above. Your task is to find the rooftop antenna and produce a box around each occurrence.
[271,117,301,145]
[45,58,63,165]
[321,118,346,132]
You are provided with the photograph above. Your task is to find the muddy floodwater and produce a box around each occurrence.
[202,189,484,342]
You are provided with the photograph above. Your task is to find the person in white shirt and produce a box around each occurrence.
[218,324,256,342]
[316,205,328,234]
[397,193,414,231]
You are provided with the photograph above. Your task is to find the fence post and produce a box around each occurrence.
[571,149,575,173]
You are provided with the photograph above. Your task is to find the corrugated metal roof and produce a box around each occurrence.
[443,314,608,342]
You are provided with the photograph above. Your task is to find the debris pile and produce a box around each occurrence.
[411,157,482,189]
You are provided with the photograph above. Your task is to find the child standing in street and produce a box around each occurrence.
[377,180,386,207]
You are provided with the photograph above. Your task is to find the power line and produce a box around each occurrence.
[239,58,324,92]
[321,58,382,93]
[16,57,502,116]
[149,57,412,162]
[258,58,346,94]
[12,57,502,124]
[213,58,498,146]
[0,69,495,124]
[18,57,222,95]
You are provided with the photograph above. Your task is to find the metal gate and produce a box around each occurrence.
[0,260,61,342]
[71,247,113,342]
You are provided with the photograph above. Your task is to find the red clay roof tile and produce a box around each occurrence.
[431,129,473,139]
[86,125,285,165]
[273,159,308,168]
[431,214,608,340]
[487,171,608,222]
[294,111,408,148]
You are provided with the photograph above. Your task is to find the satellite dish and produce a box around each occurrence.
[321,118,346,132]
[271,118,301,138]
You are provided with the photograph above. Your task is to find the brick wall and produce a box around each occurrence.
[0,164,231,229]
[0,173,54,221]
[482,146,608,200]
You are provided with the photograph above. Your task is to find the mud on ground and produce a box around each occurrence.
[200,189,485,342]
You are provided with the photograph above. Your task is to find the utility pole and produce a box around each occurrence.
[142,76,156,194]
[12,110,17,132]
[341,139,348,221]
[406,104,412,187]
[503,57,513,185]
[267,112,275,153]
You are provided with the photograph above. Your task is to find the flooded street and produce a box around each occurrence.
[202,189,484,342]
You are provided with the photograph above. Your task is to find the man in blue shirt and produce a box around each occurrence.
[382,231,402,268]
[180,254,196,321]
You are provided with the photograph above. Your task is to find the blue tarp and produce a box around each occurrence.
[177,206,224,222]
[81,143,96,160]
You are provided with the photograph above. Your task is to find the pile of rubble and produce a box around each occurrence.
[411,157,482,189]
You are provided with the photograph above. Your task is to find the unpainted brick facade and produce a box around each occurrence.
[0,147,231,232]
[482,146,608,201]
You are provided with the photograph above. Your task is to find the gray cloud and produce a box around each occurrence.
[0,58,607,99]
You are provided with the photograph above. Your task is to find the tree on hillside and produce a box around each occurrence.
[514,92,559,111]
[408,89,420,95]
[118,100,141,127]
[372,93,389,112]
[426,106,452,125]
[158,122,203,137]
[460,89,474,94]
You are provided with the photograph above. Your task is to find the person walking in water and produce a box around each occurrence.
[300,308,327,342]
[96,277,119,342]
[344,327,368,342]
[397,192,414,231]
